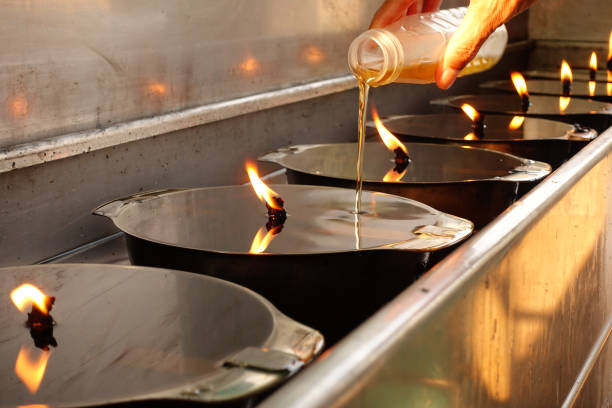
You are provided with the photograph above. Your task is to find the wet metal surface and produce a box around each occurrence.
[260,126,612,407]
[482,79,612,101]
[375,113,595,141]
[0,264,323,407]
[0,0,382,149]
[94,184,473,254]
[526,69,611,83]
[259,142,550,228]
[260,142,550,183]
[433,94,612,133]
[371,113,596,169]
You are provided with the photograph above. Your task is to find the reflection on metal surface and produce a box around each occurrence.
[94,185,473,254]
[0,1,379,150]
[260,128,612,408]
[382,166,407,182]
[1,264,323,406]
[302,46,326,64]
[9,95,28,118]
[463,132,477,140]
[0,74,356,174]
[471,157,607,401]
[589,81,596,97]
[249,225,282,254]
[238,56,261,76]
[508,115,525,130]
[147,81,167,96]
[559,96,571,113]
[14,346,51,394]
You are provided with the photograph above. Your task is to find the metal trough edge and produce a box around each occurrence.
[260,127,612,407]
[0,75,356,174]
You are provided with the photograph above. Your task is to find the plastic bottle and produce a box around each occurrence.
[348,7,508,86]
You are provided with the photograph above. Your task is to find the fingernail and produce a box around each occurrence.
[440,69,459,89]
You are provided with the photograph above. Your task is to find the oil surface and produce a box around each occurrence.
[354,56,497,86]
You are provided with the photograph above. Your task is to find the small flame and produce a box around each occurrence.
[371,107,408,155]
[589,81,596,97]
[11,284,50,314]
[382,166,407,182]
[559,96,571,113]
[510,72,529,97]
[460,103,480,122]
[590,52,598,71]
[560,60,573,84]
[609,30,612,62]
[246,162,283,210]
[15,346,51,394]
[249,225,282,254]
[508,116,526,130]
[463,132,477,140]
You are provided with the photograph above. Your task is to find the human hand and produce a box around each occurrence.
[370,0,537,89]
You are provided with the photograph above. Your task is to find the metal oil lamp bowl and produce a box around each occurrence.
[259,142,550,229]
[481,78,612,103]
[367,113,596,169]
[1,264,323,408]
[94,185,473,345]
[431,94,612,133]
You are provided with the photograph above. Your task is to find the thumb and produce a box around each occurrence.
[435,7,493,89]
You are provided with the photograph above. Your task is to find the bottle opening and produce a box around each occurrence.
[348,33,386,83]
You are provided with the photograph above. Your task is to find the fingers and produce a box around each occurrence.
[435,7,493,89]
[422,0,443,13]
[407,0,423,16]
[370,0,416,29]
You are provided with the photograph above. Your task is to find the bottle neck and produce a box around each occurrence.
[348,29,403,86]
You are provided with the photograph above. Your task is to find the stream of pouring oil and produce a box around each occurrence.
[354,80,370,215]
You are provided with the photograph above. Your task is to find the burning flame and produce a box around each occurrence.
[460,103,480,122]
[11,284,50,314]
[249,225,282,254]
[508,116,526,130]
[246,162,283,210]
[463,132,477,141]
[510,72,528,97]
[589,81,596,97]
[15,346,51,394]
[382,166,407,182]
[590,52,598,72]
[608,30,612,63]
[371,107,408,155]
[560,60,573,84]
[559,96,571,113]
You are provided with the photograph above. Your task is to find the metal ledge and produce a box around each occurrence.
[0,75,356,174]
[260,127,612,407]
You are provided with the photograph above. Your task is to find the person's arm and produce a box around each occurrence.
[370,0,538,89]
